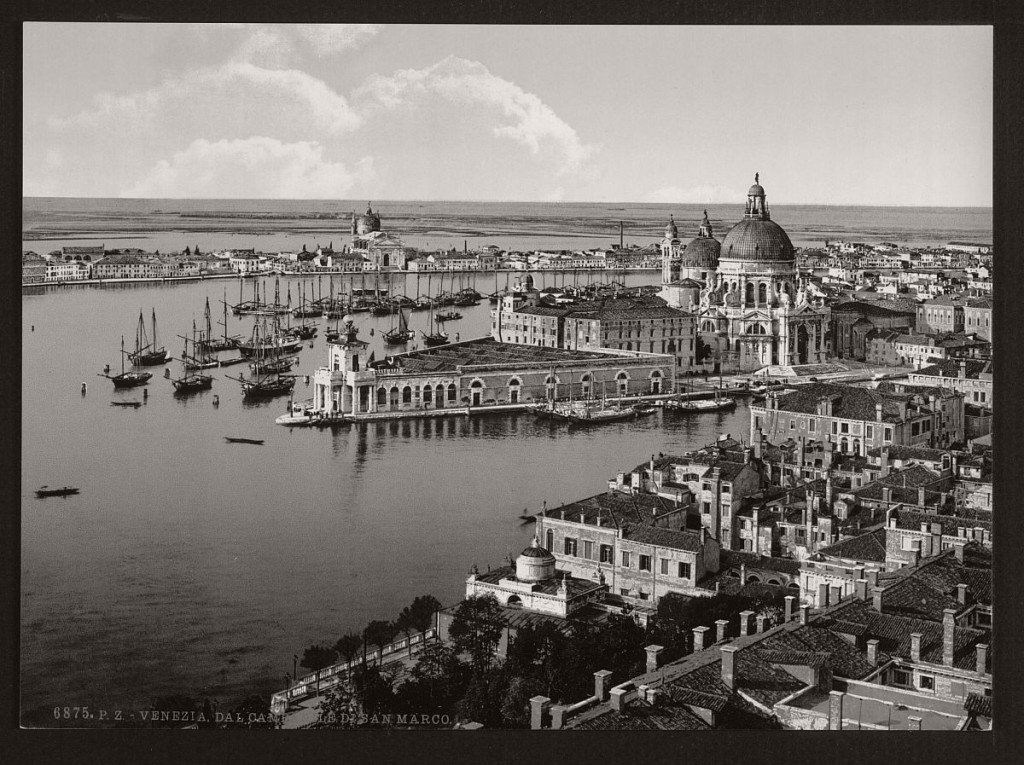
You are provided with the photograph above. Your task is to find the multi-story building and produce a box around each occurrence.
[45,260,91,282]
[749,382,963,456]
[21,251,47,283]
[907,359,992,411]
[916,295,966,335]
[962,297,992,341]
[829,300,915,361]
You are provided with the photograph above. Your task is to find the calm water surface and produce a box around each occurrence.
[21,272,754,723]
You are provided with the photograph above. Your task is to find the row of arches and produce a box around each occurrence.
[719,279,794,308]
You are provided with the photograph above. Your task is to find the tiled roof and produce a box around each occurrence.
[720,551,801,575]
[541,491,683,529]
[770,383,911,422]
[620,523,703,553]
[751,649,830,668]
[878,465,942,488]
[569,703,710,730]
[865,445,953,462]
[393,337,634,374]
[889,508,991,535]
[964,693,992,717]
[817,527,887,563]
[514,305,570,317]
[913,359,991,379]
[853,482,942,507]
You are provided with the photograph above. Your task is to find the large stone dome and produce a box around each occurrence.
[681,236,720,268]
[516,537,556,583]
[720,218,795,262]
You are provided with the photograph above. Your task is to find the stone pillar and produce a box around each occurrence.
[784,595,795,622]
[755,614,767,634]
[910,633,922,662]
[530,696,550,730]
[800,605,811,625]
[976,644,988,675]
[693,626,710,652]
[830,584,843,605]
[609,687,629,713]
[594,670,613,701]
[828,690,845,731]
[867,639,879,667]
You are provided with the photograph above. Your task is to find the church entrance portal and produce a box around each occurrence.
[797,325,810,365]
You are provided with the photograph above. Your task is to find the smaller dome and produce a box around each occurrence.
[665,216,678,238]
[748,182,765,197]
[519,544,554,558]
[681,237,720,269]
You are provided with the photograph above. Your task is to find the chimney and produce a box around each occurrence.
[871,587,884,613]
[530,696,551,730]
[609,686,628,713]
[867,570,878,590]
[755,614,767,634]
[550,705,566,730]
[693,626,710,652]
[720,645,738,690]
[800,605,811,625]
[825,479,834,508]
[715,619,729,644]
[917,487,926,507]
[818,583,829,608]
[784,595,796,622]
[954,543,965,563]
[866,639,879,667]
[744,447,753,464]
[881,487,892,505]
[876,402,884,422]
[739,611,754,637]
[976,644,988,675]
[753,427,764,459]
[828,690,845,731]
[645,645,665,673]
[907,716,922,731]
[594,670,613,701]
[830,584,843,605]
[959,360,967,379]
[942,608,956,667]
[855,579,868,601]
[910,633,922,662]
[740,563,747,584]
[957,583,968,605]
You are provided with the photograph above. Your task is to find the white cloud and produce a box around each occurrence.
[121,137,374,199]
[355,55,593,174]
[646,185,745,204]
[294,25,382,55]
[49,61,361,136]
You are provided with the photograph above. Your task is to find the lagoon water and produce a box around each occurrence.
[20,199,991,726]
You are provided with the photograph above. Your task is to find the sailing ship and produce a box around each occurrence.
[128,309,168,366]
[383,308,415,345]
[106,335,153,388]
[226,320,297,399]
[665,371,737,413]
[198,295,240,352]
[172,330,214,393]
[181,320,219,370]
[420,275,449,347]
[435,310,462,322]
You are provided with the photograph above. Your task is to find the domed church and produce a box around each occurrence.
[660,175,828,373]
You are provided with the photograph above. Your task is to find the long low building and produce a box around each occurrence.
[311,320,675,417]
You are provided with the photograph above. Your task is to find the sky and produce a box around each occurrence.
[22,24,992,206]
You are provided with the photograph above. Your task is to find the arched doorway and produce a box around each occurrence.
[377,388,387,407]
[580,374,592,399]
[470,380,484,406]
[616,371,629,396]
[745,282,755,307]
[650,370,663,394]
[389,385,400,409]
[435,384,445,409]
[797,324,810,364]
[506,595,523,608]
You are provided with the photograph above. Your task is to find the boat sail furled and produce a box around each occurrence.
[107,335,152,388]
[383,308,415,345]
[128,309,169,366]
[172,327,214,393]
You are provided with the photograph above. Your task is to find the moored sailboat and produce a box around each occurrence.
[128,309,169,366]
[106,335,153,388]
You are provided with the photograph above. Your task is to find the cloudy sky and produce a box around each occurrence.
[23,24,991,206]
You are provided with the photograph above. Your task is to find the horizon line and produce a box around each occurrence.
[22,196,994,210]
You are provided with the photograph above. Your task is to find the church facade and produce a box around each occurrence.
[659,176,829,374]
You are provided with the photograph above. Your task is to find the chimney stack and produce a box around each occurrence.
[645,645,665,673]
[942,608,956,667]
[957,583,968,605]
[872,587,884,613]
[720,645,738,690]
[550,705,566,730]
[609,686,628,713]
[855,578,868,601]
[784,595,796,622]
[866,639,879,667]
[954,543,965,563]
[530,696,551,730]
[830,584,843,605]
[976,644,988,676]
[867,570,878,590]
[910,633,922,662]
[818,583,829,608]
[594,670,613,701]
[715,620,729,644]
[739,611,754,637]
[693,626,710,652]
[828,691,845,730]
[755,614,767,634]
[800,605,811,625]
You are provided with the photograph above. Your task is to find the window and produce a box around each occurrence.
[584,540,594,560]
[639,555,651,571]
[702,483,711,492]
[619,588,631,597]
[638,591,650,601]
[866,425,873,439]
[564,537,578,557]
[722,484,731,494]
[677,562,691,579]
[702,501,711,514]
[919,675,935,691]
[660,558,669,575]
[809,420,816,433]
[621,551,630,568]
[893,669,911,687]
[840,422,849,434]
[884,427,893,442]
[790,419,796,430]
[600,544,613,563]
[546,529,554,550]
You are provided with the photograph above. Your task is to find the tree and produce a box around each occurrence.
[314,680,359,729]
[334,632,362,667]
[363,620,397,663]
[395,611,415,657]
[455,666,507,728]
[300,644,338,674]
[448,595,505,673]
[402,594,443,634]
[225,694,280,729]
[401,641,466,714]
[501,675,547,728]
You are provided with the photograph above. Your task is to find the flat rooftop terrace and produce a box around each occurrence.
[379,336,653,375]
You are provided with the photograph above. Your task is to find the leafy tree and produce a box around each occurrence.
[402,594,443,634]
[300,644,338,674]
[455,666,508,727]
[501,675,547,728]
[350,664,397,721]
[399,641,466,714]
[314,680,360,729]
[225,694,280,729]
[448,595,505,673]
[334,632,362,666]
[363,619,397,660]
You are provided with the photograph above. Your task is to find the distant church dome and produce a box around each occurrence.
[516,536,556,583]
[720,174,795,263]
[681,210,720,268]
[353,203,382,237]
[665,215,679,240]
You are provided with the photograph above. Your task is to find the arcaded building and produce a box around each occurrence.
[660,176,829,373]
